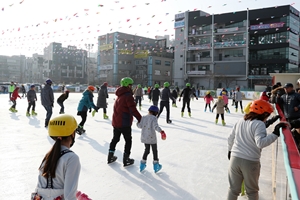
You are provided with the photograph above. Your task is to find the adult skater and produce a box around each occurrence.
[179,83,198,117]
[151,84,161,106]
[235,87,243,113]
[157,82,176,124]
[108,77,142,166]
[26,85,38,116]
[133,84,143,110]
[41,79,54,128]
[95,82,109,119]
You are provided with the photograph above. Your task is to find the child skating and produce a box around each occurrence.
[26,85,37,116]
[9,87,21,113]
[222,91,230,113]
[137,105,166,173]
[204,91,214,112]
[57,90,70,114]
[212,96,226,126]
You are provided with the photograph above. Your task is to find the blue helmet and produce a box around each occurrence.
[46,79,52,84]
[148,105,159,113]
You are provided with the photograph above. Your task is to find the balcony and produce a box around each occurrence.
[215,27,247,35]
[188,30,212,37]
[214,55,246,62]
[214,41,246,49]
[188,44,211,50]
[186,57,212,63]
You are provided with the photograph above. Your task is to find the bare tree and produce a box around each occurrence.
[217,75,236,88]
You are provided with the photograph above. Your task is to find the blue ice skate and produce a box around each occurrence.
[153,161,162,173]
[140,160,147,172]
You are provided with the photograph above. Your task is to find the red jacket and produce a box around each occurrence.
[112,87,141,128]
[11,88,21,101]
[260,91,270,102]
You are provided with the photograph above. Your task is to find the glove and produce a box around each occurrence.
[179,98,181,102]
[160,131,166,140]
[273,123,287,137]
[265,115,281,128]
[228,151,231,160]
[89,108,92,113]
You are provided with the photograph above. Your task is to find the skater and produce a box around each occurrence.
[212,96,226,126]
[235,87,243,113]
[157,82,176,124]
[33,114,83,200]
[95,82,109,119]
[108,77,142,166]
[231,90,236,106]
[204,91,214,112]
[222,91,230,113]
[151,84,161,106]
[57,90,70,114]
[41,79,54,128]
[171,88,178,107]
[9,87,21,113]
[26,85,38,116]
[8,81,15,101]
[137,105,166,173]
[21,84,26,98]
[227,100,287,200]
[179,83,198,117]
[77,85,98,135]
[61,84,65,93]
[133,84,143,110]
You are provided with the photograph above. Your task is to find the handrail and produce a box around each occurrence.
[275,104,300,199]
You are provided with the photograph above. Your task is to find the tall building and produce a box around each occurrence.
[0,55,26,83]
[32,54,45,83]
[174,5,300,89]
[43,42,87,84]
[97,32,173,86]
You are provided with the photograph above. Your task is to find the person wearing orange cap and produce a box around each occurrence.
[76,85,98,135]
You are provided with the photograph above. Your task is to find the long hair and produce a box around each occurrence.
[39,136,70,178]
[244,112,269,121]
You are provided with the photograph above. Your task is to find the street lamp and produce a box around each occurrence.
[85,44,94,84]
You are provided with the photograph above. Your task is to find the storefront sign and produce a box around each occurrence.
[250,22,285,30]
[174,20,185,29]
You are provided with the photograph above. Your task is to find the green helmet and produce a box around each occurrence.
[120,77,134,87]
[164,82,170,88]
[154,84,159,88]
[186,83,191,87]
[137,84,142,88]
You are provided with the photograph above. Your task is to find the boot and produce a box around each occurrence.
[188,112,191,117]
[107,150,117,164]
[31,110,37,116]
[123,153,134,167]
[215,119,218,124]
[140,160,147,172]
[153,160,162,173]
[222,120,226,126]
[26,111,30,117]
[103,113,109,119]
[45,120,49,128]
[181,112,184,117]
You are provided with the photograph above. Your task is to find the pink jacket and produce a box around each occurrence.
[204,95,213,104]
[222,95,228,104]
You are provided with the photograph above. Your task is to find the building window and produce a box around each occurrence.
[165,61,171,66]
[155,60,161,65]
[180,55,183,57]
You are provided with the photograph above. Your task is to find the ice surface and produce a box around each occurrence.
[0,93,273,199]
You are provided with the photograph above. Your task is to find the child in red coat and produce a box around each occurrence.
[9,87,21,112]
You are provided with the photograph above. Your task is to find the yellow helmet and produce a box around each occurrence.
[48,114,78,137]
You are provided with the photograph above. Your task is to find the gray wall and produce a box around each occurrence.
[214,62,246,75]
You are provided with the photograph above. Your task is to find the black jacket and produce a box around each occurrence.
[180,87,197,100]
[277,91,300,120]
[57,93,69,103]
[151,88,160,102]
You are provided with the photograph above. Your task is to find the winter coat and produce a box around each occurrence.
[180,87,197,100]
[222,95,229,104]
[11,88,21,101]
[228,118,278,162]
[96,84,108,108]
[27,90,37,102]
[270,87,285,103]
[235,91,243,101]
[137,114,162,144]
[21,85,26,93]
[35,145,80,200]
[41,84,54,107]
[277,91,300,120]
[112,86,142,128]
[8,84,15,93]
[213,99,225,114]
[160,87,175,102]
[151,88,160,102]
[57,93,69,103]
[204,94,213,104]
[77,90,97,112]
[133,87,143,97]
[171,89,178,99]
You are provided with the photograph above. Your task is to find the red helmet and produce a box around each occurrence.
[103,82,108,86]
[249,99,273,114]
[87,85,95,91]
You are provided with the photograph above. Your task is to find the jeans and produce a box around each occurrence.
[142,144,158,161]
[57,102,64,113]
[109,127,132,155]
[43,105,53,124]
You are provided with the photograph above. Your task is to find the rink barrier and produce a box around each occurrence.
[275,104,300,199]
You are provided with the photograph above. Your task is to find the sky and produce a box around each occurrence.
[0,0,299,57]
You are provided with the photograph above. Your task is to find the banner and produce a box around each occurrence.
[99,44,113,51]
[134,50,148,58]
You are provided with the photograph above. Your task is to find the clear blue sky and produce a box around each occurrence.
[0,0,298,56]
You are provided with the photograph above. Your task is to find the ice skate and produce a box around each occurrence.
[153,161,162,173]
[31,110,37,116]
[107,151,117,164]
[181,112,184,117]
[188,112,191,117]
[103,113,109,119]
[140,160,147,172]
[222,120,226,126]
[139,106,142,111]
[167,119,172,124]
[59,111,65,114]
[76,125,85,135]
[172,103,177,108]
[123,153,134,167]
[215,119,218,124]
[92,110,96,117]
[26,111,30,117]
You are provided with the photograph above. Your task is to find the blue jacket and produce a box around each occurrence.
[77,90,97,112]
